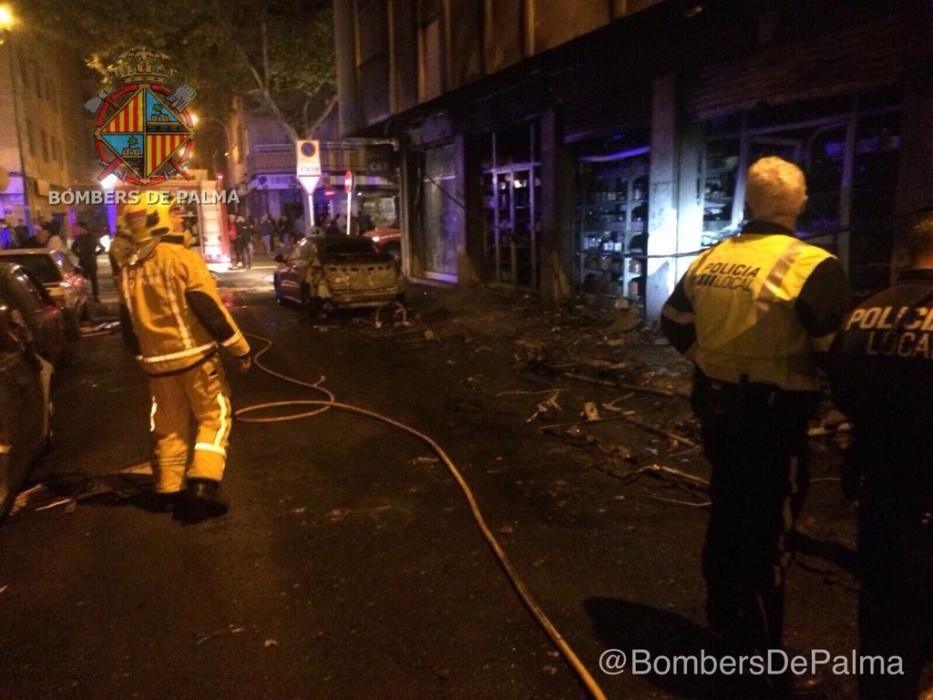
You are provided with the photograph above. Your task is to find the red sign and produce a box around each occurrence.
[344,170,353,193]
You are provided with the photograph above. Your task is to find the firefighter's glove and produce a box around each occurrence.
[235,353,252,373]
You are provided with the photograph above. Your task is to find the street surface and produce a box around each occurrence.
[0,259,863,699]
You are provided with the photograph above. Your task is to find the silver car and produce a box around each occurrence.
[0,249,90,339]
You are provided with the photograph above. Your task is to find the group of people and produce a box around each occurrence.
[226,211,366,269]
[227,213,310,269]
[0,217,65,251]
[662,156,932,699]
[1,216,106,302]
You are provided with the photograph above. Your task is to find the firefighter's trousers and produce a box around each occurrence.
[148,355,232,493]
[693,373,815,659]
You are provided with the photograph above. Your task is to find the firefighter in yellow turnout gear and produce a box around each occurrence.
[118,198,250,519]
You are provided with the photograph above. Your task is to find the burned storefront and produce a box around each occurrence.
[334,0,933,318]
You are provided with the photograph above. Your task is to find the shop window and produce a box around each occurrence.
[18,52,28,87]
[480,122,542,288]
[534,0,609,53]
[575,133,651,307]
[483,0,523,73]
[357,0,390,123]
[850,111,901,292]
[418,18,442,101]
[360,54,390,123]
[697,93,902,296]
[701,138,739,245]
[25,120,35,155]
[421,144,460,277]
[447,0,483,89]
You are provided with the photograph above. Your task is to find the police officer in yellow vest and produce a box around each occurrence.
[662,156,849,696]
[118,196,250,521]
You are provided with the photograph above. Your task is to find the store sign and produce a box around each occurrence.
[296,140,322,178]
[250,174,299,191]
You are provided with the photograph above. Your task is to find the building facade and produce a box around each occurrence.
[333,0,933,317]
[223,96,400,236]
[0,30,97,237]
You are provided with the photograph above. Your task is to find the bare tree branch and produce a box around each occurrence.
[309,96,337,136]
[210,1,299,143]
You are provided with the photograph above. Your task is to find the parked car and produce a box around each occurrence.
[0,301,53,519]
[0,263,67,367]
[363,226,401,262]
[0,249,89,339]
[274,236,407,318]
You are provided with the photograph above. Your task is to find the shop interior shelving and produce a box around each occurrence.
[576,149,650,306]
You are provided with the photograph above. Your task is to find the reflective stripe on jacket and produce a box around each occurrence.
[666,229,839,391]
[120,241,250,375]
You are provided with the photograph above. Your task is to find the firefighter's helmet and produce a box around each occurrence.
[123,195,173,243]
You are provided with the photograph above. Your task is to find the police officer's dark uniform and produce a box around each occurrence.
[661,157,849,694]
[829,224,933,700]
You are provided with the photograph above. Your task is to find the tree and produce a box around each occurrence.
[21,0,336,142]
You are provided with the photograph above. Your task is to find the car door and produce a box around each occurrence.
[6,270,63,367]
[0,310,44,517]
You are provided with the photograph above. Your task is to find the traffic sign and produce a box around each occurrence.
[296,140,321,178]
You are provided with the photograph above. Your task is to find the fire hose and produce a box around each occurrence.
[234,333,607,700]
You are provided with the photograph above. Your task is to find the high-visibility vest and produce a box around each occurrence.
[683,233,834,391]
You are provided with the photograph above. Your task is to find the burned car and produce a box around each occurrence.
[274,236,406,318]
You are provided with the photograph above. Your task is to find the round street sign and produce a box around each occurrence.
[344,170,352,193]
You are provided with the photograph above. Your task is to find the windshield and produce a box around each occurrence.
[319,238,378,257]
[0,254,62,284]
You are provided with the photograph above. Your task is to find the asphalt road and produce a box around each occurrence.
[0,271,862,699]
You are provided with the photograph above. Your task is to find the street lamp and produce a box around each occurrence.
[189,111,232,180]
[100,174,119,234]
[0,5,15,37]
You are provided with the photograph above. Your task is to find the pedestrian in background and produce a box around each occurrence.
[37,224,66,254]
[276,215,290,246]
[260,213,275,252]
[0,219,12,249]
[661,156,849,697]
[226,214,241,269]
[829,209,933,700]
[117,198,251,521]
[71,221,105,302]
[235,215,252,269]
[13,218,29,248]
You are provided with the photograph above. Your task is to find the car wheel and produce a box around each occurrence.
[385,243,401,263]
[64,308,81,341]
[273,278,284,305]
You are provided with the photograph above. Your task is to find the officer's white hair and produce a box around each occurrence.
[745,156,807,222]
